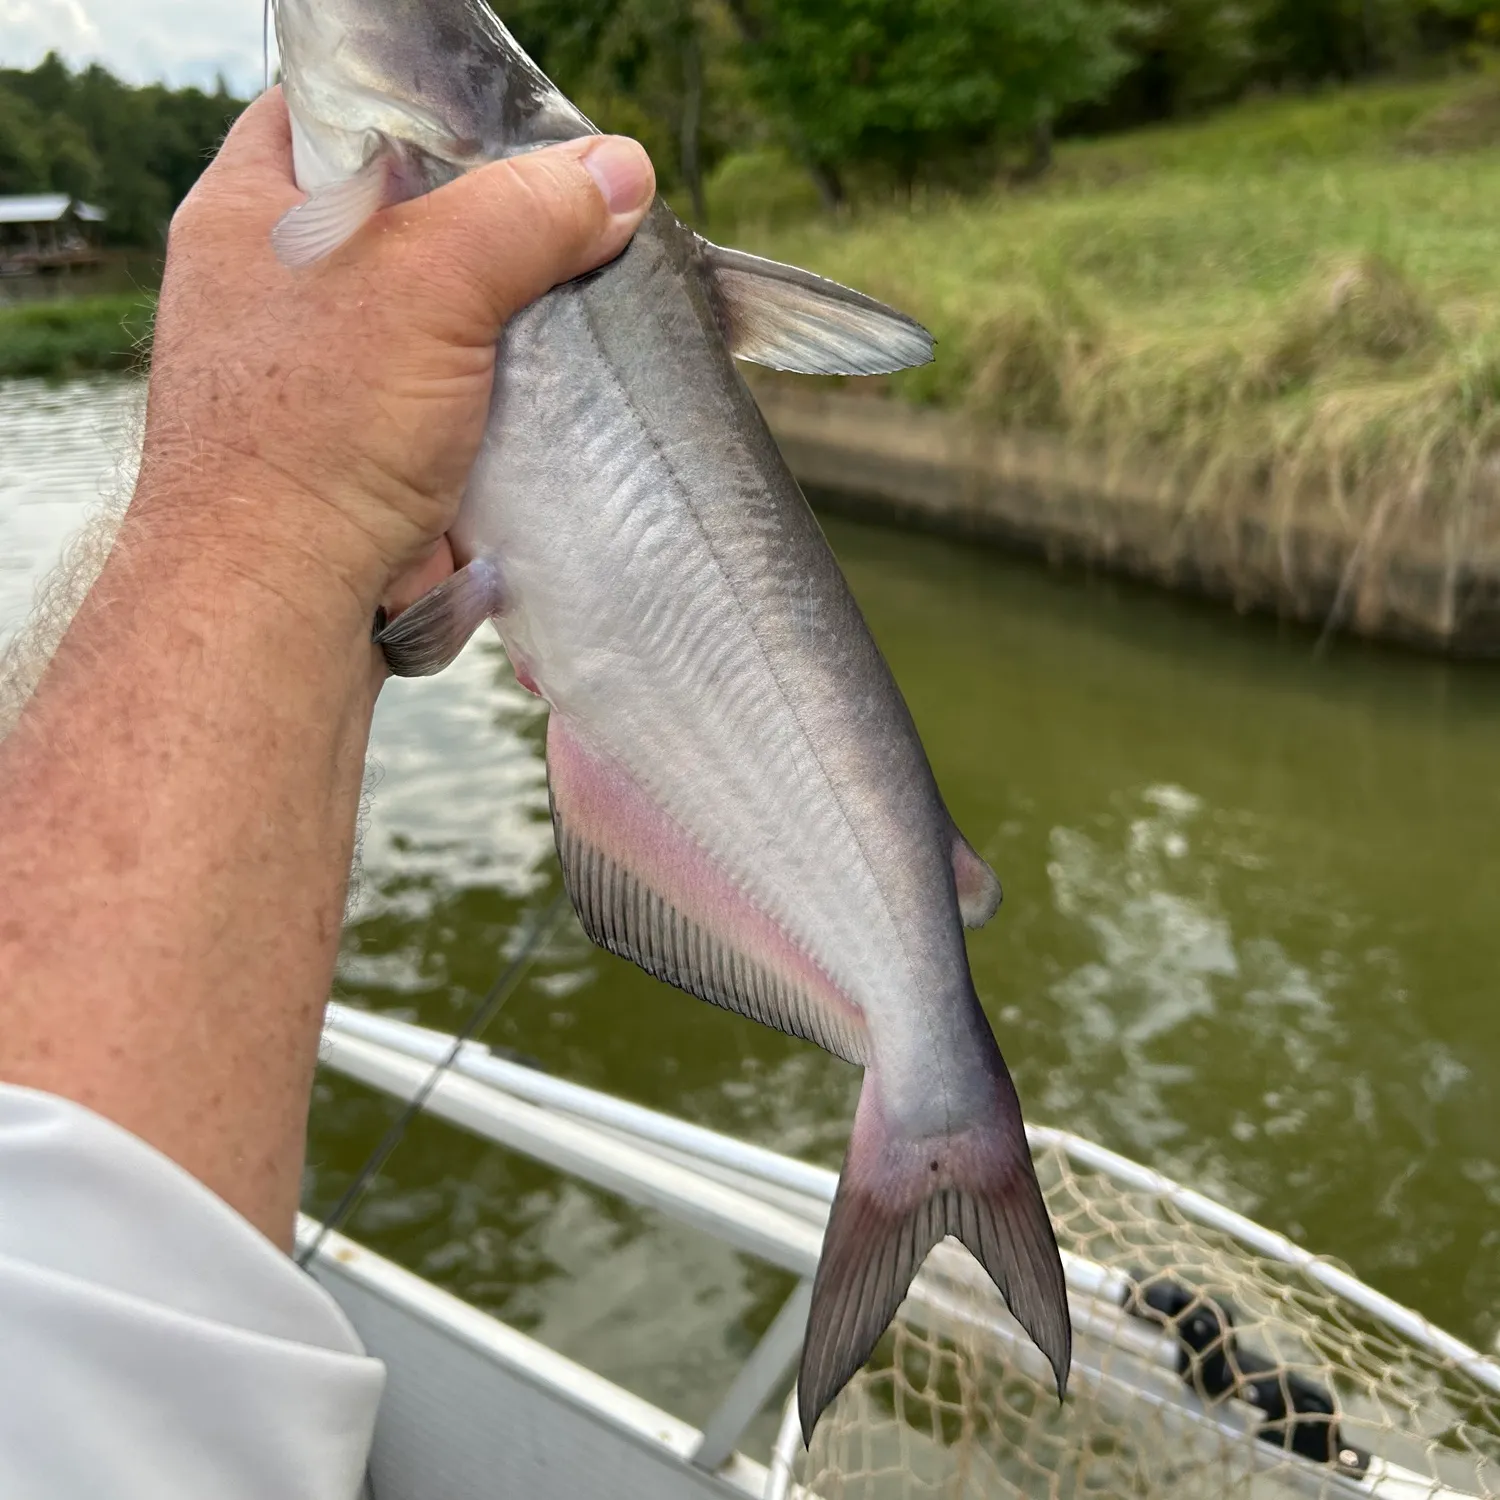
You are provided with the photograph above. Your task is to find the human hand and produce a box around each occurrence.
[133,87,655,624]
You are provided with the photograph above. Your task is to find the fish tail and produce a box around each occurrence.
[797,1063,1071,1445]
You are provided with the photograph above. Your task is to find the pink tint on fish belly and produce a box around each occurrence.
[546,713,870,1064]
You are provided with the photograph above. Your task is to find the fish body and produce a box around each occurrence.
[273,0,1069,1438]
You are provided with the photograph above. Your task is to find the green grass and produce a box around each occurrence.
[0,293,154,379]
[714,74,1500,562]
[10,76,1500,586]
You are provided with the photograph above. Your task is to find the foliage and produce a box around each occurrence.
[0,0,1492,258]
[499,0,1490,206]
[1077,0,1488,136]
[0,75,99,200]
[0,294,154,378]
[702,146,824,230]
[500,0,759,219]
[1081,1,1265,126]
[736,77,1500,540]
[723,0,1134,198]
[0,54,243,246]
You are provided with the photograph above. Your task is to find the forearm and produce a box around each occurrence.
[0,88,651,1255]
[0,491,380,1247]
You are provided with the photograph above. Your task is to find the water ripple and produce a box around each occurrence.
[0,378,142,641]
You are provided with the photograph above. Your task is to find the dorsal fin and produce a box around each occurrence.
[701,240,934,377]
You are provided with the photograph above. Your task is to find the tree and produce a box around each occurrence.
[723,0,1133,203]
[1250,0,1430,82]
[1104,1,1262,123]
[0,89,48,195]
[501,0,755,221]
[40,113,100,201]
[0,81,101,201]
[0,55,241,246]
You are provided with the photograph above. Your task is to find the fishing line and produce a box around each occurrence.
[297,888,573,1270]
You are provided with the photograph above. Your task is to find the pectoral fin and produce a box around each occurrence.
[702,241,934,376]
[376,558,504,678]
[273,141,410,268]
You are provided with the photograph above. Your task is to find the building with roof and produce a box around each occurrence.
[0,195,108,276]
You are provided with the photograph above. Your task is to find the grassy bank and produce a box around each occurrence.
[720,75,1500,625]
[0,294,154,380]
[11,78,1500,632]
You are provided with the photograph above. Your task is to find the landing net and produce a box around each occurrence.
[773,1131,1499,1500]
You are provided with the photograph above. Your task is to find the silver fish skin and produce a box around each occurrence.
[272,0,1069,1440]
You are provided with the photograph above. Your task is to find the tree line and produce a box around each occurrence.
[0,53,242,245]
[507,0,1500,216]
[1,0,1495,246]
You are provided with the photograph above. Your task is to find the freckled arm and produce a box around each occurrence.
[0,501,380,1251]
[0,86,653,1253]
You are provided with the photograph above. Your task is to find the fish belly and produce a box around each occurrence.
[461,285,912,1055]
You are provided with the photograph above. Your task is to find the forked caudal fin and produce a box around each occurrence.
[798,1068,1071,1445]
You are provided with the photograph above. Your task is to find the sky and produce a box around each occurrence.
[0,0,278,94]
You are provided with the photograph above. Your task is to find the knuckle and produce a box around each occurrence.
[511,150,605,250]
[166,190,206,252]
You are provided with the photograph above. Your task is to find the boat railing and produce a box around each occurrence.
[314,1002,1499,1500]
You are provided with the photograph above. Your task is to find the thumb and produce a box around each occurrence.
[385,136,656,348]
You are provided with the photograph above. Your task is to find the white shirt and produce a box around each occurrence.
[0,1085,385,1499]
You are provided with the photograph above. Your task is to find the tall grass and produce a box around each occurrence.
[0,295,154,379]
[8,79,1500,629]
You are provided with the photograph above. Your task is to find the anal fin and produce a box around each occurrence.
[547,716,866,1066]
[376,558,504,678]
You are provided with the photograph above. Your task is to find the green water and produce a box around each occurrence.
[310,516,1499,1430]
[2,379,1493,1440]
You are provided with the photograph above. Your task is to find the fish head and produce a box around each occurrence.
[271,0,593,182]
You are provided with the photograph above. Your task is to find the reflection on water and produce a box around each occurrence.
[1040,780,1474,1243]
[347,640,552,948]
[3,378,1496,1434]
[0,378,140,641]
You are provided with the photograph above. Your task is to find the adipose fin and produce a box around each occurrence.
[952,832,1002,929]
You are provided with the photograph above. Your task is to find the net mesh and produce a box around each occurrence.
[788,1135,1499,1500]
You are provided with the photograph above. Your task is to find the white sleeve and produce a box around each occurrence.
[0,1084,385,1500]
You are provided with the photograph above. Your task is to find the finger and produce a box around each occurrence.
[384,539,456,619]
[167,88,300,260]
[386,135,656,346]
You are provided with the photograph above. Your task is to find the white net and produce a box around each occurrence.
[782,1133,1499,1500]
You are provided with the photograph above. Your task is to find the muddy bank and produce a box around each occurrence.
[752,382,1500,656]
